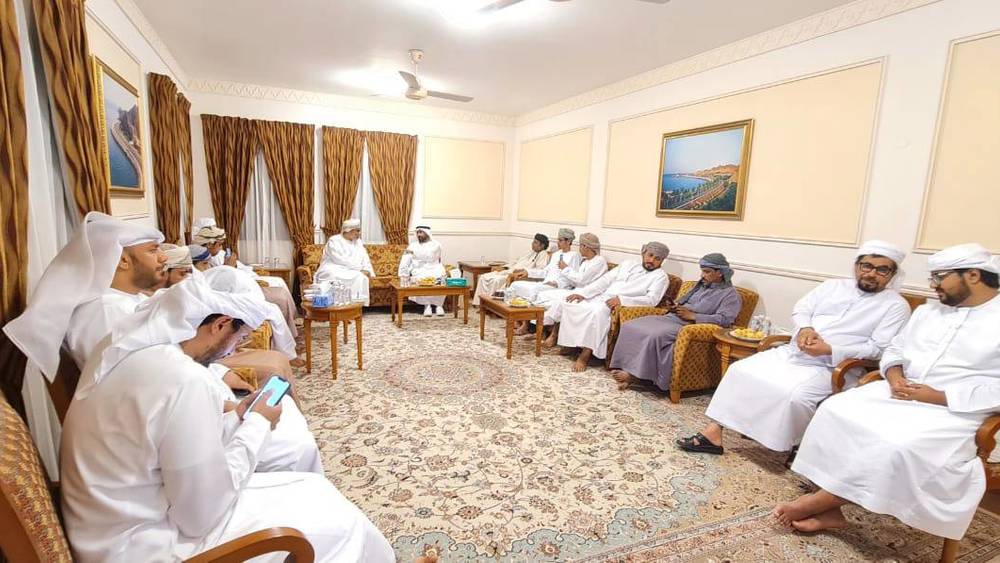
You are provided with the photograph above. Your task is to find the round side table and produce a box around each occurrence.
[301,301,363,379]
[712,327,762,377]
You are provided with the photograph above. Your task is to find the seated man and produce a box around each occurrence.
[533,233,608,344]
[190,244,213,272]
[677,241,910,456]
[60,279,393,562]
[315,218,375,305]
[399,225,447,317]
[558,242,670,372]
[473,233,550,306]
[776,243,1000,539]
[509,228,581,302]
[155,244,194,289]
[611,253,743,392]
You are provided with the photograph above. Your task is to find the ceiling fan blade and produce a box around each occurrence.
[478,0,525,12]
[398,70,421,89]
[427,91,474,103]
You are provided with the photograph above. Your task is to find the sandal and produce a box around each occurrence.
[676,433,724,455]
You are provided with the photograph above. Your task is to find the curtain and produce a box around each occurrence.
[1,0,30,421]
[201,114,257,255]
[148,73,181,243]
[176,93,193,239]
[366,130,416,245]
[240,151,293,267]
[321,126,365,237]
[351,145,386,243]
[30,0,110,217]
[257,119,314,259]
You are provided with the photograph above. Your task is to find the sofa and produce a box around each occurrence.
[297,243,408,307]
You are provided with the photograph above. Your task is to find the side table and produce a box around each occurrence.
[302,301,363,379]
[458,261,497,293]
[712,327,761,377]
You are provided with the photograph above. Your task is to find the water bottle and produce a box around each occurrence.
[749,315,762,332]
[762,317,772,336]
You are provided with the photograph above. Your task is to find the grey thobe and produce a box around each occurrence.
[609,283,742,391]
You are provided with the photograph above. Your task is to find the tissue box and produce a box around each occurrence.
[311,295,331,308]
[445,278,468,287]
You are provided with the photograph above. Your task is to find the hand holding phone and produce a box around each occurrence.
[243,375,290,428]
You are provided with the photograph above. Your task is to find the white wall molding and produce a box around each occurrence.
[187,79,517,127]
[516,0,941,125]
[112,0,189,86]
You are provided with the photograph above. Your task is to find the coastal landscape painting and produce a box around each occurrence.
[657,120,753,218]
[94,57,143,196]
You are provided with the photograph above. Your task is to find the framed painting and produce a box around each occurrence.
[656,119,753,219]
[93,56,144,197]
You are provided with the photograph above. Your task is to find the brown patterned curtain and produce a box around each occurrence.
[176,93,193,238]
[201,115,258,254]
[147,73,181,243]
[321,126,365,237]
[31,0,110,217]
[256,120,314,257]
[366,131,417,245]
[1,0,31,419]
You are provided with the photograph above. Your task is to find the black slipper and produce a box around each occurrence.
[676,433,724,455]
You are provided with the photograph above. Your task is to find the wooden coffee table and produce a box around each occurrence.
[479,296,545,360]
[301,301,363,379]
[390,281,471,328]
[713,327,761,377]
[458,261,501,293]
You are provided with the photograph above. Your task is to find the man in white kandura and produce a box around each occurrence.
[59,278,393,563]
[156,244,195,289]
[509,228,581,302]
[472,233,551,306]
[399,225,447,317]
[558,242,669,372]
[532,233,609,344]
[315,218,375,305]
[678,240,911,456]
[775,243,1000,540]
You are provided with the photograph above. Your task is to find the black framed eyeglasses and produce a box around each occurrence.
[928,269,963,285]
[857,262,895,277]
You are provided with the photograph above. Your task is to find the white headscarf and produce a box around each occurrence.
[163,245,193,269]
[928,243,1000,274]
[3,212,164,379]
[77,275,270,400]
[341,219,361,233]
[856,239,907,289]
[191,217,217,232]
[201,266,297,358]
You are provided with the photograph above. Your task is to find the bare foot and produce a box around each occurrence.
[542,334,558,348]
[572,349,592,372]
[289,358,306,368]
[611,370,638,390]
[792,507,848,533]
[572,357,588,372]
[772,492,826,526]
[514,324,529,336]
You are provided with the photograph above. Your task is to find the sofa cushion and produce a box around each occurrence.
[365,244,407,277]
[302,244,324,270]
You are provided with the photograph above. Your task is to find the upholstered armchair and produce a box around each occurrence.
[612,281,759,403]
[604,273,681,365]
[296,243,407,307]
[0,392,315,563]
[853,371,1000,563]
[243,320,273,352]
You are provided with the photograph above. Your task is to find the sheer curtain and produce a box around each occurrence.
[352,144,386,244]
[240,151,294,268]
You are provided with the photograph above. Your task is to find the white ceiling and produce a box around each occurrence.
[133,0,857,116]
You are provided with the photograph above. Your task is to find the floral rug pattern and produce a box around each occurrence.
[293,312,1000,561]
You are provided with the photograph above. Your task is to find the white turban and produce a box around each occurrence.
[857,239,906,289]
[78,275,271,399]
[928,243,1000,275]
[3,212,164,380]
[163,245,193,269]
[202,266,297,358]
[191,217,217,232]
[341,219,361,233]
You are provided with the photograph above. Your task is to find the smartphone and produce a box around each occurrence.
[246,375,290,412]
[225,248,233,259]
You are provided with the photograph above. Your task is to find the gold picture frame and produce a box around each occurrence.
[656,119,753,219]
[93,56,144,198]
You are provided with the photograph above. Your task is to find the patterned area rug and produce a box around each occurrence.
[292,311,1000,562]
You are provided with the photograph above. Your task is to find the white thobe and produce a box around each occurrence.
[793,295,1000,540]
[399,240,447,307]
[209,252,290,291]
[65,289,147,369]
[314,235,375,306]
[509,250,582,301]
[205,364,323,474]
[706,279,910,451]
[60,343,393,563]
[473,250,550,305]
[537,255,610,325]
[556,261,667,359]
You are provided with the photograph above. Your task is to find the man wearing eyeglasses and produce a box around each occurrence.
[678,240,911,456]
[777,242,1000,540]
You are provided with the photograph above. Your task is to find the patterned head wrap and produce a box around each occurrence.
[578,233,600,252]
[557,228,576,241]
[699,252,733,287]
[641,241,669,260]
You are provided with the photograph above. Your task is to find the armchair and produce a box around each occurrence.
[605,273,681,366]
[296,243,408,307]
[612,281,759,403]
[854,371,1000,563]
[0,392,315,563]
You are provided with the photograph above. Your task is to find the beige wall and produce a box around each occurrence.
[85,13,151,220]
[603,62,883,245]
[917,31,1000,252]
[517,127,592,225]
[422,136,505,219]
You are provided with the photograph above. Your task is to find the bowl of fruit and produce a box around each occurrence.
[729,327,765,341]
[417,277,437,287]
[509,297,531,308]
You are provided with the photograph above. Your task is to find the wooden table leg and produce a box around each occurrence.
[719,344,732,377]
[304,318,312,374]
[397,294,403,328]
[535,312,542,356]
[342,320,348,344]
[505,317,513,360]
[356,313,363,370]
[463,290,469,324]
[479,302,486,340]
[330,316,338,380]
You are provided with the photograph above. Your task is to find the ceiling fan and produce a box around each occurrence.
[398,49,473,103]
[479,0,669,12]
